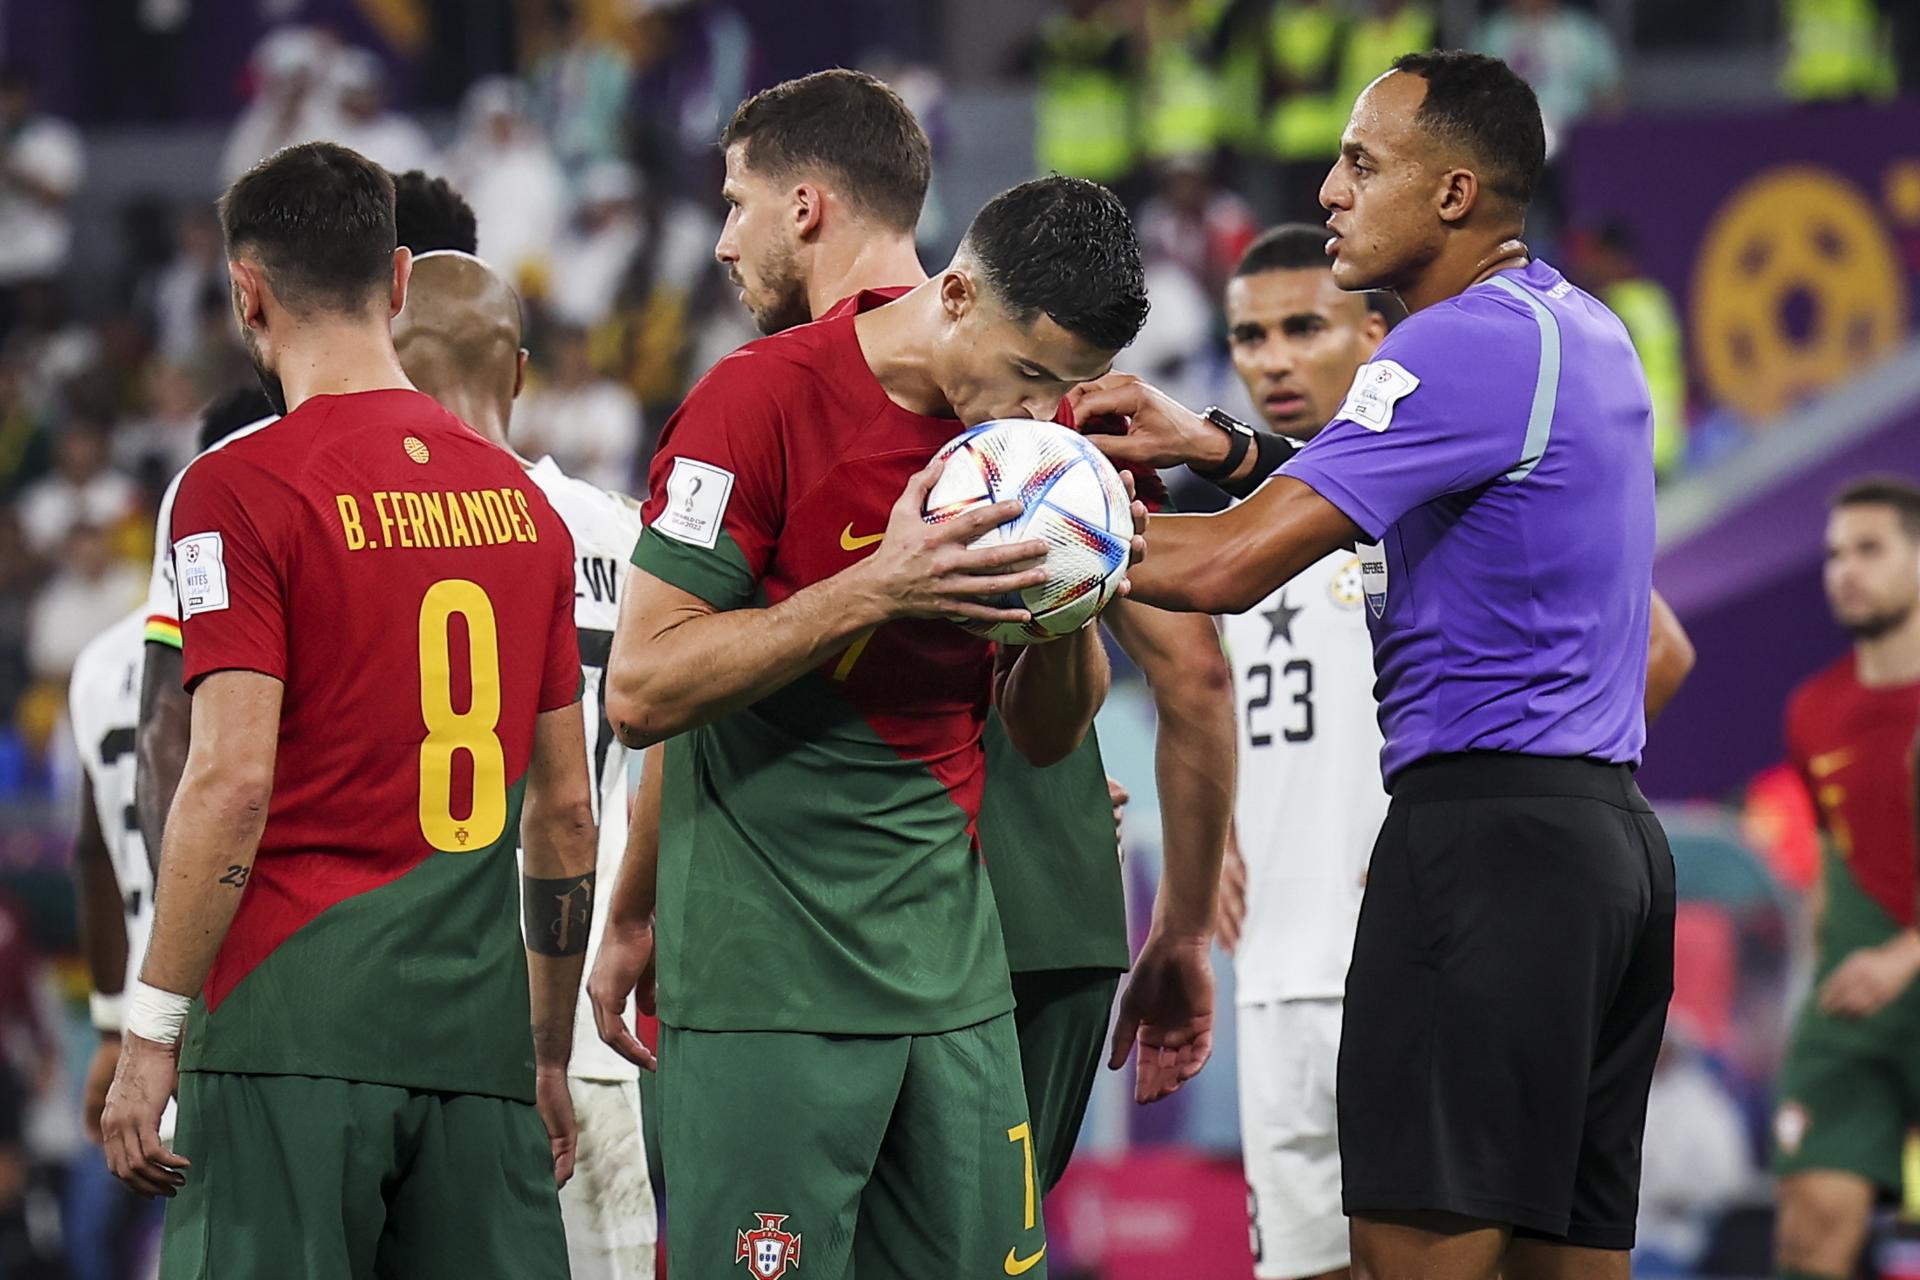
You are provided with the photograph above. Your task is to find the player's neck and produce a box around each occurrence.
[438,392,523,464]
[807,232,927,320]
[273,321,415,413]
[1855,609,1920,687]
[851,283,952,418]
[1398,234,1530,315]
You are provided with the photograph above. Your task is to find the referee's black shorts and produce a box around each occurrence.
[1338,751,1675,1251]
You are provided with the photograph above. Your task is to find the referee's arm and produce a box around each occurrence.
[1125,477,1364,614]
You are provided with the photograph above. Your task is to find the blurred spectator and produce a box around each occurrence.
[328,48,435,176]
[1141,0,1228,167]
[441,77,567,290]
[1137,156,1259,302]
[548,160,645,329]
[16,419,134,557]
[219,27,344,184]
[627,0,759,200]
[1475,0,1622,155]
[1567,221,1687,478]
[1781,0,1896,101]
[1260,0,1350,219]
[1636,1021,1757,1271]
[26,523,142,685]
[528,0,637,175]
[0,68,84,335]
[1018,1,1140,190]
[139,208,225,366]
[113,360,202,484]
[0,892,56,1274]
[1345,1,1436,99]
[6,282,102,419]
[514,325,642,493]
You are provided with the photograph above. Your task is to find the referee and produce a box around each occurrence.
[1077,51,1674,1280]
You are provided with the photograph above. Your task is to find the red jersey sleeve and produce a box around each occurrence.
[631,351,785,609]
[535,496,583,711]
[169,451,289,690]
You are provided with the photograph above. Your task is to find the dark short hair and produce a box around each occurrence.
[1234,223,1406,325]
[198,385,278,451]
[1391,50,1546,208]
[962,176,1149,352]
[219,141,396,315]
[720,69,931,232]
[1834,476,1920,540]
[393,169,478,255]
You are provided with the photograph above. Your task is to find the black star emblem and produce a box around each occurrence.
[1263,592,1303,648]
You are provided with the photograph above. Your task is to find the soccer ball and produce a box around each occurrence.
[921,419,1133,644]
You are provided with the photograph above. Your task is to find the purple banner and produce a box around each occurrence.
[1564,100,1920,423]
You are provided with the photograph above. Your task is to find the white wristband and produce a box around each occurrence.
[88,991,124,1034]
[124,981,192,1046]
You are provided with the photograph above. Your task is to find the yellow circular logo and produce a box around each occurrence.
[1692,166,1907,421]
[1328,555,1365,610]
[403,436,430,464]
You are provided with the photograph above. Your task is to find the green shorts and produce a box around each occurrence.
[1011,967,1120,1194]
[160,1072,566,1280]
[659,1011,1047,1279]
[1773,856,1920,1191]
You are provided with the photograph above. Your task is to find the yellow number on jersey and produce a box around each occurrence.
[417,579,507,852]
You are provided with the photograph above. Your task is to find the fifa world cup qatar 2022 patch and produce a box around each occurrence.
[735,1212,802,1279]
[655,456,735,550]
[1337,359,1420,432]
[172,531,230,617]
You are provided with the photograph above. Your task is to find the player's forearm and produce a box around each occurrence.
[1110,603,1236,937]
[609,572,889,747]
[139,767,271,998]
[72,783,130,1000]
[136,643,192,874]
[996,624,1110,767]
[607,744,665,928]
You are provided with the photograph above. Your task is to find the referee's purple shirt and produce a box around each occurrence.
[1282,259,1655,787]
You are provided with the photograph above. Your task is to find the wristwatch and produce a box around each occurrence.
[1193,406,1257,481]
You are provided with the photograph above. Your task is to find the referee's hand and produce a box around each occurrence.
[1108,930,1215,1104]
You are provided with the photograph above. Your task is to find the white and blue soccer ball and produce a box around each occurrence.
[921,419,1133,644]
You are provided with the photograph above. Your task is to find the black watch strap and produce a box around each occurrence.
[1193,406,1255,482]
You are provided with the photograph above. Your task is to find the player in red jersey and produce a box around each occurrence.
[99,143,596,1280]
[599,176,1149,1277]
[1772,478,1920,1280]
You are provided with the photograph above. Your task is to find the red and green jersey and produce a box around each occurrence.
[169,389,579,1103]
[634,291,1013,1035]
[1785,654,1920,943]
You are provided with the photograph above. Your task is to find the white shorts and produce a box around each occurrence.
[560,1077,658,1280]
[1238,998,1348,1279]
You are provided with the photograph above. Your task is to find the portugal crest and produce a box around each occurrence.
[736,1212,802,1279]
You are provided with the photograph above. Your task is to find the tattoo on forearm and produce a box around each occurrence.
[524,872,596,956]
[218,865,251,888]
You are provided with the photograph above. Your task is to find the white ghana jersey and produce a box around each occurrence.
[1220,541,1388,1004]
[526,455,645,1083]
[144,415,280,644]
[68,609,155,999]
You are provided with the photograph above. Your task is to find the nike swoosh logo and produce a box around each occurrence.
[1810,748,1855,778]
[840,523,885,551]
[1004,1245,1046,1275]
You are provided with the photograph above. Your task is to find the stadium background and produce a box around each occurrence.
[0,0,1914,1275]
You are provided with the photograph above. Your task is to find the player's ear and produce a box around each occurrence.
[1362,310,1390,349]
[792,182,824,241]
[1437,168,1477,225]
[513,348,528,400]
[388,246,413,319]
[939,267,976,322]
[228,260,265,331]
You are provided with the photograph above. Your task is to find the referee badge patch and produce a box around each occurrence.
[172,531,230,618]
[1338,360,1420,432]
[1357,540,1389,618]
[655,457,735,550]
